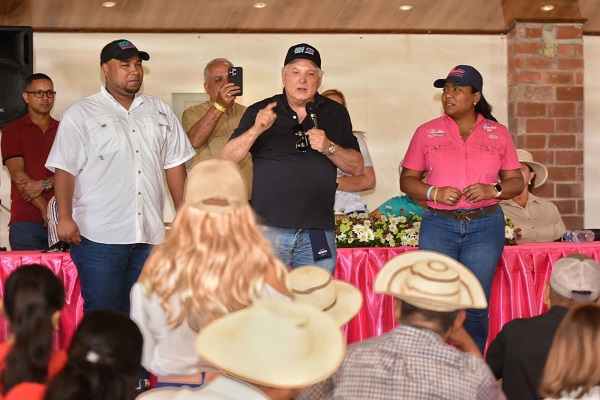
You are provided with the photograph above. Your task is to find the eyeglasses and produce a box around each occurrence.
[292,124,309,153]
[25,90,57,98]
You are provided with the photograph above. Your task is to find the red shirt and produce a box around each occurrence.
[403,113,521,210]
[0,342,67,400]
[1,114,58,223]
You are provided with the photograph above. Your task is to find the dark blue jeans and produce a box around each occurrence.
[69,236,153,315]
[418,206,505,352]
[9,222,48,250]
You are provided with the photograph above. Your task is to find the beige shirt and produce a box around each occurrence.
[500,193,567,242]
[182,101,253,198]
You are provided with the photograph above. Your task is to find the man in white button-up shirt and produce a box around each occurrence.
[46,39,195,315]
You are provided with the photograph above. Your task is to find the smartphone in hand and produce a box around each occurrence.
[228,67,243,96]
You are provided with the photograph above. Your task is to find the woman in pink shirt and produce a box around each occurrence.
[400,65,523,352]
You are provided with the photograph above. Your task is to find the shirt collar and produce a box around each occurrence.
[22,113,58,129]
[100,84,143,110]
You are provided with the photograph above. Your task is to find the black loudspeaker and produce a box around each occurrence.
[0,26,33,130]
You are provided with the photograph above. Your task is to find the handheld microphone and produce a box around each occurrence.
[306,102,317,129]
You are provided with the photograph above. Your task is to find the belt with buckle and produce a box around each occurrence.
[427,204,500,221]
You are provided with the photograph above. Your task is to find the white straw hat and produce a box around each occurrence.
[375,251,487,312]
[195,299,345,389]
[289,266,363,326]
[516,149,548,187]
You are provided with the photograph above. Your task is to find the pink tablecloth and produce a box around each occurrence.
[335,242,600,347]
[2,242,598,350]
[0,251,83,349]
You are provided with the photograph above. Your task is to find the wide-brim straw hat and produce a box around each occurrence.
[289,266,363,326]
[184,159,247,215]
[374,251,487,312]
[516,149,548,187]
[195,299,345,389]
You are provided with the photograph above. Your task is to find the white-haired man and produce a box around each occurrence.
[222,43,363,274]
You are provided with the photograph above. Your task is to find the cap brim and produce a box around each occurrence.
[114,49,150,62]
[433,78,447,88]
[374,250,488,311]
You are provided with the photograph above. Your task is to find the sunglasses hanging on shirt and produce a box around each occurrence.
[292,124,309,153]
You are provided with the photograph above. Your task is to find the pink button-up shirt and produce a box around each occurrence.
[403,113,521,210]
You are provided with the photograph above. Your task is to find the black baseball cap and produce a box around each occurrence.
[100,39,150,65]
[433,65,483,92]
[284,43,321,69]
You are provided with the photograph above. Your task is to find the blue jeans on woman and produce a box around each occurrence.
[69,236,153,315]
[418,206,505,352]
[260,226,337,274]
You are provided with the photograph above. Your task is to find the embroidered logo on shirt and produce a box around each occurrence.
[482,123,497,133]
[489,135,499,139]
[427,129,445,138]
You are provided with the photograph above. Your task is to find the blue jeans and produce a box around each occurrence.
[69,236,153,315]
[260,226,337,274]
[9,222,48,250]
[418,206,505,352]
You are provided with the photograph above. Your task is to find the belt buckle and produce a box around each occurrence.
[455,212,472,222]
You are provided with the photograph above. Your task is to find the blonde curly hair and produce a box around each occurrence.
[138,203,289,331]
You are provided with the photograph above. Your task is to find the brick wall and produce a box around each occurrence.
[507,22,584,229]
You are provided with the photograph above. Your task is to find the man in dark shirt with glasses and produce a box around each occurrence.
[1,73,57,250]
[222,43,363,274]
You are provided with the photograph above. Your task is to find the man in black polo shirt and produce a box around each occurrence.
[222,43,363,273]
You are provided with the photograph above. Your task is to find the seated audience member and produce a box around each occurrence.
[44,310,143,400]
[130,159,290,388]
[370,162,424,219]
[500,149,566,242]
[297,251,503,400]
[321,89,376,215]
[137,299,345,400]
[486,254,600,400]
[539,303,600,400]
[288,265,363,326]
[0,264,66,400]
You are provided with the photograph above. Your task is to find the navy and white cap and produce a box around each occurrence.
[433,65,483,92]
[100,39,150,65]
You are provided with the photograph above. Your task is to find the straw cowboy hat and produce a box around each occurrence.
[184,159,247,215]
[289,266,363,326]
[374,251,487,312]
[516,149,548,188]
[195,299,345,389]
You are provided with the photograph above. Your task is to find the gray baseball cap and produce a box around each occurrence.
[550,254,600,301]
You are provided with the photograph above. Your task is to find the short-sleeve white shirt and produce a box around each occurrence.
[46,85,195,244]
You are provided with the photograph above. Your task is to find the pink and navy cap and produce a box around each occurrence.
[433,65,483,92]
[100,39,150,65]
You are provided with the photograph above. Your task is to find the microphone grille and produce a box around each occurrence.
[306,102,316,114]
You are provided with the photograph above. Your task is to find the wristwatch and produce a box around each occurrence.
[43,179,53,191]
[325,142,336,156]
[493,183,502,198]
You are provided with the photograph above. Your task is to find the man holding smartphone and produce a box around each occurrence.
[222,43,363,274]
[182,58,253,198]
